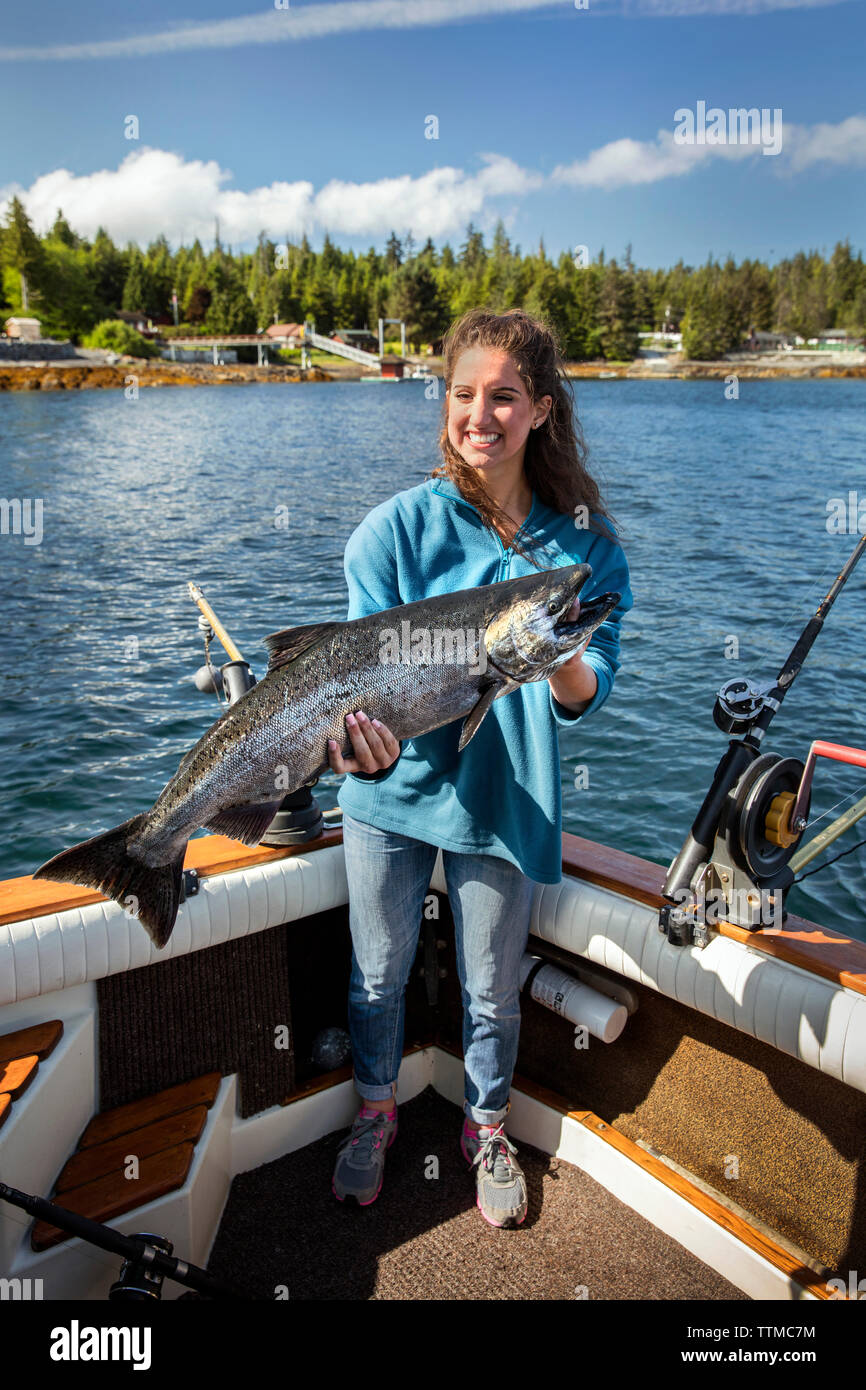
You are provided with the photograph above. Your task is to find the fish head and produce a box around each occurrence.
[484,563,620,682]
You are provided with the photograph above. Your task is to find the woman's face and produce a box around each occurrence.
[446,347,551,473]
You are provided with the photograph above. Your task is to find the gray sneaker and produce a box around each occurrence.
[332,1104,398,1205]
[461,1116,527,1227]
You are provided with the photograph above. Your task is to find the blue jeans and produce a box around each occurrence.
[342,813,536,1125]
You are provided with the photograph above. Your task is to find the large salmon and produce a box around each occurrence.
[34,563,619,947]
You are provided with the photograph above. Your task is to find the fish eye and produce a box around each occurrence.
[547,598,559,615]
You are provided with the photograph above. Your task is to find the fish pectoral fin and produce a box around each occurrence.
[458,680,511,752]
[205,799,284,846]
[263,621,341,672]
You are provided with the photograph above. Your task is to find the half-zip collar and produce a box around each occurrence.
[429,475,538,558]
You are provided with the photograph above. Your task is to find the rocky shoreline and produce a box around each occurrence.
[564,359,866,380]
[0,360,334,391]
[0,355,863,392]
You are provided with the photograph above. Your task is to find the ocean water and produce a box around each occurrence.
[1,378,864,937]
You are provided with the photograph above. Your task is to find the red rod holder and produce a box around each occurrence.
[791,740,866,831]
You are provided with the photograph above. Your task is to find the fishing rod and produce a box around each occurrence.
[188,580,258,704]
[0,1182,250,1300]
[187,580,325,845]
[660,531,866,948]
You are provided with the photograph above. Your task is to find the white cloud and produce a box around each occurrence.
[314,157,541,239]
[0,148,539,246]
[552,113,866,188]
[784,114,866,171]
[0,0,853,61]
[554,131,702,188]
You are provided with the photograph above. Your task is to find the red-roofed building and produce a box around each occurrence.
[265,323,304,346]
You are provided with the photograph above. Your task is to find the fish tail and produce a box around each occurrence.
[33,813,186,950]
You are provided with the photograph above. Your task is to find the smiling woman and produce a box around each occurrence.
[332,305,634,1228]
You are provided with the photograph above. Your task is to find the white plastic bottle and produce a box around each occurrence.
[519,955,628,1043]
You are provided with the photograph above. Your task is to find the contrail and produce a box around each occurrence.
[0,0,850,63]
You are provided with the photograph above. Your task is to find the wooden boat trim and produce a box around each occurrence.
[561,832,866,997]
[1,823,864,997]
[0,827,345,927]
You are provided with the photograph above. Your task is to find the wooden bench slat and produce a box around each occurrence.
[56,1106,209,1193]
[31,1143,196,1251]
[0,1054,38,1100]
[0,1020,63,1065]
[0,1093,9,1131]
[78,1073,221,1149]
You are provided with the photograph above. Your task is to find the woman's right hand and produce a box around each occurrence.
[327,710,401,776]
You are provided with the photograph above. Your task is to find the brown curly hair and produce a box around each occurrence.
[432,307,620,565]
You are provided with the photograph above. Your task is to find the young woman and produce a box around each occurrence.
[327,308,633,1227]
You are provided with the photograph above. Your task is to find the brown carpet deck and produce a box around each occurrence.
[206,1086,748,1301]
[511,971,866,1275]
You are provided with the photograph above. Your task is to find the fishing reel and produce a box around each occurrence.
[660,531,866,948]
[660,751,810,946]
[712,676,777,735]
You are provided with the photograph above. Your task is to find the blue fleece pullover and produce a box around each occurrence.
[336,475,633,883]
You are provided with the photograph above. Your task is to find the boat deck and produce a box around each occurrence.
[206,1086,748,1300]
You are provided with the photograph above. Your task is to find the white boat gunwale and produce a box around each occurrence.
[0,827,862,1301]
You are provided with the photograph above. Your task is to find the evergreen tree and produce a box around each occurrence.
[384,231,402,270]
[460,223,486,273]
[681,275,728,359]
[50,209,77,248]
[597,260,640,361]
[387,259,447,349]
[121,249,155,316]
[90,229,128,316]
[1,196,47,310]
[491,219,511,261]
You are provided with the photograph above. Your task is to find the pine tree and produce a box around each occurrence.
[384,231,402,270]
[2,196,47,310]
[121,249,155,316]
[387,259,447,350]
[460,223,486,272]
[597,260,640,361]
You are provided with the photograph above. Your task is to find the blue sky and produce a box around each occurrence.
[0,0,864,268]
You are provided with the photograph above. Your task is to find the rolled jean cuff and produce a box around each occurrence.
[354,1074,397,1103]
[464,1099,510,1126]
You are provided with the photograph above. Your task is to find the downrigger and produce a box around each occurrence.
[660,532,866,948]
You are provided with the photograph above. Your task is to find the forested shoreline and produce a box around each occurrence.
[2,197,864,362]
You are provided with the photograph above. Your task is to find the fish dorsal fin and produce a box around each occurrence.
[458,678,512,752]
[263,621,341,672]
